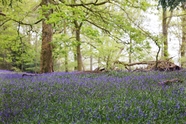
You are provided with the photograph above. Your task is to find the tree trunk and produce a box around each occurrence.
[98,57,101,68]
[64,21,69,72]
[129,34,132,70]
[162,8,169,59]
[90,51,93,71]
[106,54,111,70]
[181,4,186,67]
[40,0,53,73]
[74,52,77,70]
[64,45,68,72]
[74,20,83,71]
[35,33,38,73]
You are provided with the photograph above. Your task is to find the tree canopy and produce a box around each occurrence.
[158,0,185,10]
[0,0,185,73]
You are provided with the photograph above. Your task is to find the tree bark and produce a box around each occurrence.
[181,4,186,67]
[162,8,169,59]
[74,20,83,71]
[106,54,111,70]
[90,46,93,71]
[98,56,101,68]
[40,0,53,73]
[64,21,69,72]
[129,34,132,70]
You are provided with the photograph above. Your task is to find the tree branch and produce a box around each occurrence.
[85,19,110,34]
[113,2,161,68]
[0,19,11,27]
[66,0,110,7]
[0,11,6,16]
[166,10,173,26]
[82,41,97,49]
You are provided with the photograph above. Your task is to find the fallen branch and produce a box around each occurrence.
[22,73,38,77]
[114,60,181,72]
[114,60,149,66]
[158,78,183,85]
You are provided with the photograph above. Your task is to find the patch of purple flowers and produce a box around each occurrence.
[0,70,186,123]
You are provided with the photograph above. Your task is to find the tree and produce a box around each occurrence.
[158,0,184,10]
[40,0,54,73]
[0,0,41,72]
[161,9,173,59]
[159,0,186,66]
[180,2,186,67]
[1,0,54,73]
[0,0,166,72]
[72,1,84,71]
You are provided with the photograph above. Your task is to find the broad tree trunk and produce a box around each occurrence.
[181,4,186,67]
[162,8,169,59]
[40,0,53,73]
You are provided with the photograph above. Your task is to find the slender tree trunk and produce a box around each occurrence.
[90,55,93,71]
[40,0,53,73]
[71,29,77,71]
[64,45,68,72]
[74,52,77,70]
[90,46,93,71]
[72,0,83,71]
[35,33,38,73]
[74,20,83,71]
[129,36,132,70]
[98,57,101,68]
[162,8,169,59]
[181,4,186,67]
[3,50,6,69]
[64,21,69,72]
[106,54,111,70]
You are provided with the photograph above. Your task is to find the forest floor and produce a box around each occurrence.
[0,70,186,123]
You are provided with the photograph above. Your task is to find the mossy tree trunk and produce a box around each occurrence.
[40,0,53,73]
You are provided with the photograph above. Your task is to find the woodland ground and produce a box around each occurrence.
[0,70,186,124]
